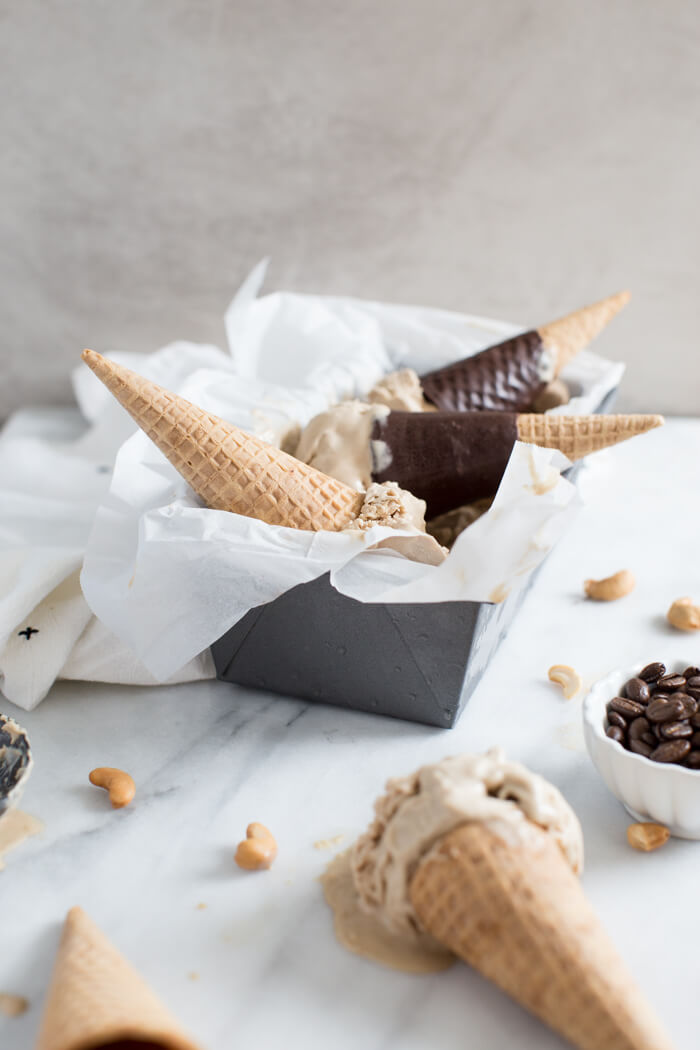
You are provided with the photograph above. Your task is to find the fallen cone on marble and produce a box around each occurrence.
[410,822,673,1050]
[35,906,201,1050]
[419,291,630,412]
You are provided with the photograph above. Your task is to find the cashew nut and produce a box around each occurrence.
[0,993,28,1018]
[235,822,277,871]
[548,664,582,699]
[626,822,670,852]
[89,767,136,809]
[667,597,700,632]
[584,569,635,602]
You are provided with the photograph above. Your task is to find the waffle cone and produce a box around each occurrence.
[538,291,630,373]
[410,824,672,1050]
[82,349,364,531]
[35,907,200,1050]
[516,413,663,460]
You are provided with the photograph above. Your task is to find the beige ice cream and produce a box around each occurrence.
[352,749,582,939]
[323,749,582,972]
[367,368,435,413]
[352,482,427,533]
[322,750,674,1050]
[294,400,389,491]
[295,400,446,562]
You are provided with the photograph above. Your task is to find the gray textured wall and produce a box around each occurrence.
[2,0,699,419]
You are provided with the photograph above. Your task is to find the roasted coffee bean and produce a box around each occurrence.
[659,721,694,740]
[641,732,657,747]
[685,676,700,698]
[609,697,645,719]
[629,738,653,757]
[650,740,691,763]
[691,712,700,729]
[608,711,628,730]
[628,716,650,739]
[656,674,686,692]
[639,662,665,683]
[652,722,666,741]
[675,694,698,718]
[623,677,650,703]
[683,668,700,681]
[646,697,685,723]
[691,731,700,748]
[685,751,700,769]
[606,725,626,744]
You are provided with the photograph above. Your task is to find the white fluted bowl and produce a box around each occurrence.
[583,661,700,839]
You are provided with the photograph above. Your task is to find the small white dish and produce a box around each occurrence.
[582,661,700,839]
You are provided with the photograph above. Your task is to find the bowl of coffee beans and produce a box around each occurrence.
[583,661,700,838]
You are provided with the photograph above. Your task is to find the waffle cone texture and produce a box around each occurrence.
[516,412,663,460]
[410,824,673,1050]
[82,349,363,531]
[538,291,630,372]
[35,907,201,1050]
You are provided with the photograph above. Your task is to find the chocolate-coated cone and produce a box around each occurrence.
[419,292,630,412]
[410,824,673,1050]
[371,410,662,518]
[538,290,631,372]
[35,907,201,1050]
[82,349,363,531]
[517,412,663,459]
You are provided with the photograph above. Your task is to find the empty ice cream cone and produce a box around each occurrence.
[410,822,672,1050]
[82,349,364,531]
[370,410,662,517]
[35,906,201,1050]
[419,292,630,412]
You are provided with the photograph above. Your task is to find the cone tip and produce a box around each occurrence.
[82,348,100,369]
[65,904,89,928]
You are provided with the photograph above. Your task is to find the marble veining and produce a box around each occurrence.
[1,419,697,1049]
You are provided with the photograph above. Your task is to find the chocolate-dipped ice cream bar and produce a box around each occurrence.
[296,401,663,518]
[369,292,630,414]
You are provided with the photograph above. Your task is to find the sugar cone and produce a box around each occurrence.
[35,907,201,1050]
[410,824,673,1050]
[538,291,631,373]
[82,349,364,531]
[516,412,663,460]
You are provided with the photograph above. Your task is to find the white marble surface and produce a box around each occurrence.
[2,419,699,1049]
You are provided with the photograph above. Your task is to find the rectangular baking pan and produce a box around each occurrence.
[212,390,616,727]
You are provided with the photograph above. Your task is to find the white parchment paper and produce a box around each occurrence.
[79,263,623,681]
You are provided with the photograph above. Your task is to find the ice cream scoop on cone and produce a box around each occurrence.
[82,349,364,531]
[325,751,673,1050]
[411,822,672,1050]
[35,906,201,1050]
[419,291,630,412]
